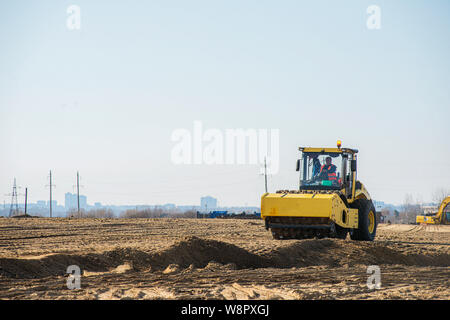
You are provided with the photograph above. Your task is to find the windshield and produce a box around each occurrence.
[300,152,347,189]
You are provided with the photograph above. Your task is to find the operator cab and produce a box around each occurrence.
[296,141,358,198]
[444,203,450,223]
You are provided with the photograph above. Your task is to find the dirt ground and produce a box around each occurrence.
[0,217,449,300]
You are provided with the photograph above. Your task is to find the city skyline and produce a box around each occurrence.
[2,186,440,215]
[0,194,260,218]
[2,189,229,213]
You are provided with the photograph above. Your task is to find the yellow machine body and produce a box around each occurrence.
[416,196,450,225]
[261,192,358,229]
[261,142,377,241]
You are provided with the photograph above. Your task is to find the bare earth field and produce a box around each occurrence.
[0,218,449,300]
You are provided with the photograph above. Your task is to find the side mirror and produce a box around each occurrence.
[351,159,357,172]
[296,159,300,172]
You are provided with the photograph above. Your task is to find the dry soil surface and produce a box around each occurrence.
[0,218,448,300]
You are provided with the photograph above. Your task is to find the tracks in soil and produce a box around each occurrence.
[1,236,449,279]
[1,220,449,299]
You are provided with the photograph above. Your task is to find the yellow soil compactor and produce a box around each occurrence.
[261,141,377,241]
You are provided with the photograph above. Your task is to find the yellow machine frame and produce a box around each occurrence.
[416,196,450,225]
[261,192,359,229]
[261,142,377,240]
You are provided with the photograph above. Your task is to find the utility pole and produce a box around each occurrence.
[49,171,52,217]
[264,157,268,193]
[77,171,80,218]
[8,178,19,217]
[47,170,56,218]
[72,171,83,218]
[24,188,28,215]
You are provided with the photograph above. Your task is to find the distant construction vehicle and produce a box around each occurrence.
[261,141,377,241]
[416,196,450,225]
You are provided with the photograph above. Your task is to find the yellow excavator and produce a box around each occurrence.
[416,196,450,225]
[261,141,377,241]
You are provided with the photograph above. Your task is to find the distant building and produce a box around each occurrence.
[79,195,87,209]
[36,200,46,208]
[373,200,384,212]
[422,205,438,214]
[65,192,87,211]
[177,205,201,212]
[200,196,217,212]
[47,200,57,208]
[65,193,76,211]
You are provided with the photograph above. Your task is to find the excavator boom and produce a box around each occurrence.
[416,196,450,225]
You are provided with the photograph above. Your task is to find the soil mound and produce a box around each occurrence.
[270,238,450,267]
[1,236,449,279]
[148,236,271,269]
[11,214,39,219]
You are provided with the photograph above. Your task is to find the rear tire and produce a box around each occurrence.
[350,199,377,241]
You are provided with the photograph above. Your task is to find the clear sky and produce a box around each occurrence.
[1,0,449,207]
